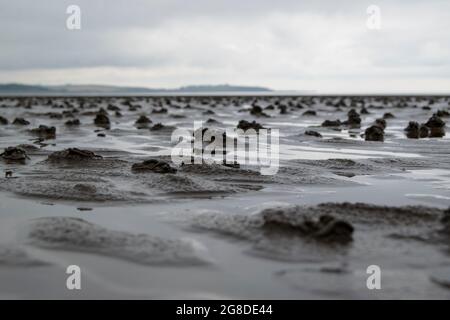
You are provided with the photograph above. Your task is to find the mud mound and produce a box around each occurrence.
[141,173,257,195]
[1,158,261,202]
[261,209,354,243]
[47,148,103,162]
[289,158,394,177]
[132,159,177,173]
[179,163,259,177]
[313,202,442,225]
[369,157,450,171]
[0,245,50,267]
[1,147,29,162]
[0,176,142,202]
[273,166,358,185]
[191,203,445,261]
[26,217,210,266]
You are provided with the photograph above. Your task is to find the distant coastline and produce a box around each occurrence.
[0,83,272,96]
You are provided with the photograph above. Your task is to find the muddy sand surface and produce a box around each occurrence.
[1,95,450,299]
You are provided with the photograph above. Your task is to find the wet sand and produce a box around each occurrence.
[1,95,450,299]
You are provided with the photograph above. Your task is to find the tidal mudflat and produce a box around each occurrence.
[1,95,450,299]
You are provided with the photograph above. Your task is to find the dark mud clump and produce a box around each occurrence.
[374,118,387,130]
[107,104,120,111]
[30,125,56,139]
[237,120,264,132]
[1,147,30,162]
[322,119,341,127]
[206,118,220,124]
[94,113,110,129]
[278,104,288,114]
[150,123,175,131]
[360,106,370,114]
[150,123,164,131]
[305,130,322,138]
[152,107,168,114]
[97,107,108,116]
[26,217,209,266]
[47,148,103,162]
[135,115,152,128]
[303,110,317,116]
[383,112,395,119]
[261,210,354,243]
[203,110,214,115]
[132,159,177,173]
[404,121,429,139]
[419,125,430,138]
[343,109,361,127]
[65,119,80,126]
[0,116,8,125]
[250,105,269,117]
[425,115,446,138]
[365,125,384,142]
[436,109,450,118]
[439,208,450,236]
[13,117,30,126]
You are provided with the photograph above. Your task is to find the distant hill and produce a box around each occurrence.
[177,85,270,92]
[0,83,271,95]
[0,84,52,93]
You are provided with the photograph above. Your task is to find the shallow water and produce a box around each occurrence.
[1,95,450,299]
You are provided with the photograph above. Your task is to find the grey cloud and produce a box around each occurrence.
[0,0,449,92]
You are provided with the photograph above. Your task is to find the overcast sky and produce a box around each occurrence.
[0,0,449,93]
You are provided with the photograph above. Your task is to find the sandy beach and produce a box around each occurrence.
[1,95,449,299]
